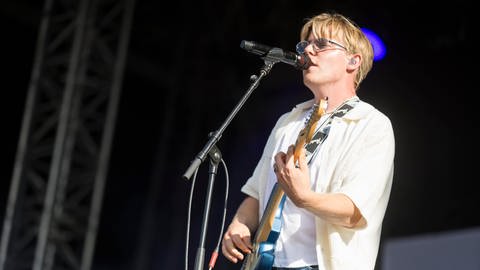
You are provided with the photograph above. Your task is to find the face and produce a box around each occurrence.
[299,33,349,90]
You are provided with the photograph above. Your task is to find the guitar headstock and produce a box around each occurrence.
[293,98,328,163]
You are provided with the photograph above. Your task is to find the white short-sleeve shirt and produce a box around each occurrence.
[241,98,395,270]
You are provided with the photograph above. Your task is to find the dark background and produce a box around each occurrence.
[1,1,477,270]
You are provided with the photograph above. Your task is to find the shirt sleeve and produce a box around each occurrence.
[338,113,395,229]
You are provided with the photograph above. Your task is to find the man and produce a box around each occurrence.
[222,12,395,270]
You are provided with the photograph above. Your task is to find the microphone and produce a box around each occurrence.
[240,40,310,70]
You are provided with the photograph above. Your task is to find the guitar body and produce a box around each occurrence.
[240,98,328,270]
[240,239,275,270]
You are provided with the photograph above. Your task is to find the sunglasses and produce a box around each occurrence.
[296,38,347,54]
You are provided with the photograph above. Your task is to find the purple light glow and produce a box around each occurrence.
[361,27,386,61]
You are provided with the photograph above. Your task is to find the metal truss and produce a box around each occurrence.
[0,0,135,269]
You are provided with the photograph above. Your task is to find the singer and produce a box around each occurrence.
[221,12,395,270]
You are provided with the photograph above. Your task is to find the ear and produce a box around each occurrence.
[347,55,361,70]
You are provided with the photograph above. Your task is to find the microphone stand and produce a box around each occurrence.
[183,58,278,270]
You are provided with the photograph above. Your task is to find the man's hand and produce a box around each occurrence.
[274,145,312,207]
[221,220,252,263]
[221,197,258,263]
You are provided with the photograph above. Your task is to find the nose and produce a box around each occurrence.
[303,42,316,54]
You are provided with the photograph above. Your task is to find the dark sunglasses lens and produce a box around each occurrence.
[314,39,329,50]
[296,41,308,53]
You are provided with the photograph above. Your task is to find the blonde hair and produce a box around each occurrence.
[300,12,374,90]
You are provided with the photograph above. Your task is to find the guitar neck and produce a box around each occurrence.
[254,184,285,243]
[253,115,313,244]
[253,101,323,244]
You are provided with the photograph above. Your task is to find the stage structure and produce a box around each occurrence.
[0,0,135,269]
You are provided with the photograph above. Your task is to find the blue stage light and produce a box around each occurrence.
[361,27,386,61]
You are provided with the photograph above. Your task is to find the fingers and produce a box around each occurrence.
[221,238,241,263]
[273,163,278,173]
[231,233,252,253]
[287,144,308,170]
[286,145,296,168]
[273,151,287,173]
[221,231,252,263]
[276,145,297,170]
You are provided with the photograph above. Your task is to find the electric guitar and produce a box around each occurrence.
[240,98,328,270]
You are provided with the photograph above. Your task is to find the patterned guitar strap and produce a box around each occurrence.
[305,96,360,164]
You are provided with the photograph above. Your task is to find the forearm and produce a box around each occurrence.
[230,196,259,233]
[298,191,365,228]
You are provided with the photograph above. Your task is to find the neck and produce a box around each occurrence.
[314,92,356,113]
[310,79,356,112]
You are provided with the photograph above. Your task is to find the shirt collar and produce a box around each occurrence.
[293,99,316,111]
[293,98,373,121]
